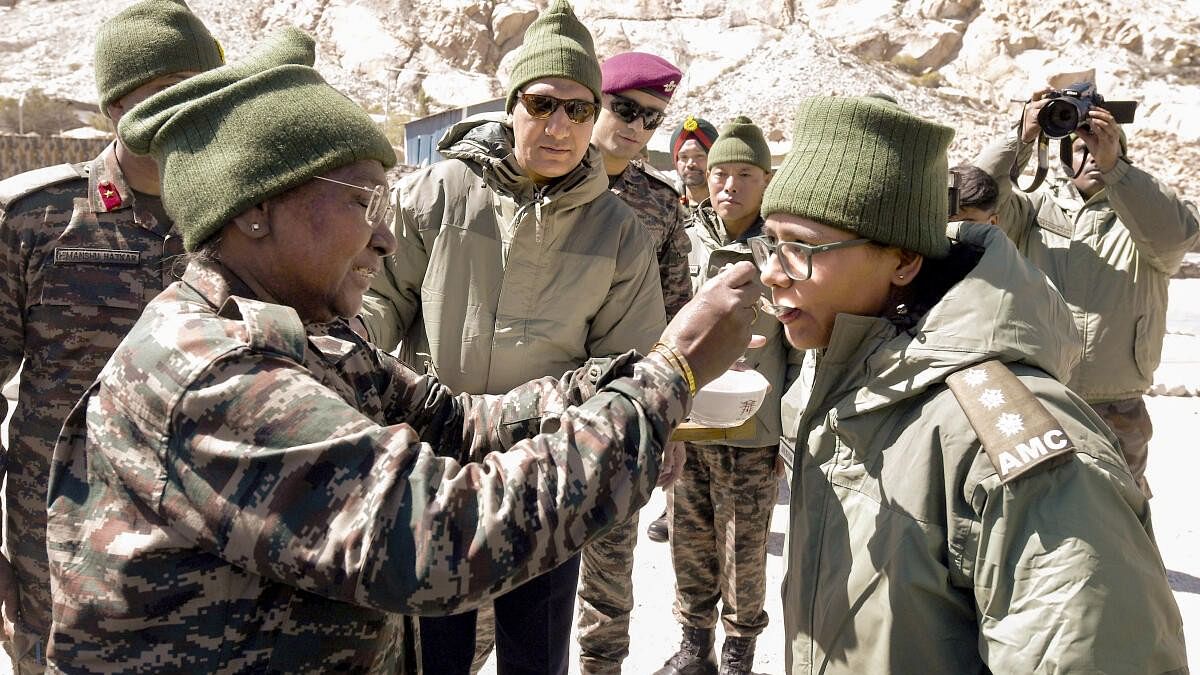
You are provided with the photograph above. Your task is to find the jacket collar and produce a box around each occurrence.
[1048,170,1108,213]
[693,199,763,249]
[86,142,134,214]
[179,257,360,363]
[180,257,259,312]
[437,113,608,212]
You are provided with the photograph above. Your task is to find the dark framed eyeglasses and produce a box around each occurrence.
[517,93,600,124]
[313,175,393,230]
[747,235,873,281]
[606,94,667,131]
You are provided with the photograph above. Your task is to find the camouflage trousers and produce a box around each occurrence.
[670,443,778,638]
[576,509,640,675]
[1092,396,1154,499]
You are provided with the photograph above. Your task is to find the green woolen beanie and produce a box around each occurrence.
[707,116,772,173]
[118,27,396,252]
[504,0,602,112]
[761,96,954,259]
[94,0,224,114]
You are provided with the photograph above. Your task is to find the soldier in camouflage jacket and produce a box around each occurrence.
[44,28,760,674]
[45,256,691,672]
[0,2,223,670]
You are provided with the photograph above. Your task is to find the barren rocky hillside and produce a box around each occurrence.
[3,0,1199,200]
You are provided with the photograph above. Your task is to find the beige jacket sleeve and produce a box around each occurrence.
[972,134,1041,246]
[958,373,1188,672]
[363,180,429,352]
[1104,158,1200,276]
[968,454,1188,672]
[586,212,667,357]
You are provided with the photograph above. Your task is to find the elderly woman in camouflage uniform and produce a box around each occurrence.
[759,95,1186,673]
[42,28,761,674]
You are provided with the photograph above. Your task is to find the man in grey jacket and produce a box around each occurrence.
[362,1,665,672]
[974,85,1199,497]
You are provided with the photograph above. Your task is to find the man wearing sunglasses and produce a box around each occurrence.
[575,50,692,675]
[657,117,788,675]
[362,2,666,673]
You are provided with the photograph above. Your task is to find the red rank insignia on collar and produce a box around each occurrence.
[97,181,122,210]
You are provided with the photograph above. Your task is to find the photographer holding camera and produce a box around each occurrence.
[974,84,1199,498]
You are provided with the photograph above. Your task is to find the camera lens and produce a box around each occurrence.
[1038,99,1081,139]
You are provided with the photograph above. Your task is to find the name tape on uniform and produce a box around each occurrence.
[54,248,141,266]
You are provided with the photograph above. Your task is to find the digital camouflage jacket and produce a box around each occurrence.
[609,160,692,320]
[45,258,688,673]
[0,142,181,644]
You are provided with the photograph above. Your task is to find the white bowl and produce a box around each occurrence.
[688,368,770,428]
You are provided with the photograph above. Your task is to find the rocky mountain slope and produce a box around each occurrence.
[3,0,1199,200]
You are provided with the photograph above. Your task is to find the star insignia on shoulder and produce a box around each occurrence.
[962,368,988,387]
[978,389,1005,410]
[996,412,1025,437]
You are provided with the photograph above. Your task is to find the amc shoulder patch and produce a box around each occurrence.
[946,360,1075,483]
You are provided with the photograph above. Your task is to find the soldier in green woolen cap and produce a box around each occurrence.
[0,2,221,671]
[42,25,763,674]
[755,95,1187,674]
[656,116,788,675]
[362,3,670,671]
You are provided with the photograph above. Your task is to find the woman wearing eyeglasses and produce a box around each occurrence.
[757,95,1186,673]
[361,2,673,672]
[42,27,764,674]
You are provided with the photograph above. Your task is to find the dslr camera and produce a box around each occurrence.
[1036,82,1137,139]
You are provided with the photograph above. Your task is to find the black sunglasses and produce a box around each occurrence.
[606,94,667,131]
[517,93,600,124]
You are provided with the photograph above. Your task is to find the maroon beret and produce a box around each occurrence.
[600,52,682,101]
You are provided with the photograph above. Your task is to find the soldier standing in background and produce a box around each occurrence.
[973,86,1200,498]
[670,115,719,217]
[645,112,721,546]
[657,117,784,675]
[0,1,223,670]
[577,50,692,675]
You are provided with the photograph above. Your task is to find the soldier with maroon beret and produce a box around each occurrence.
[577,50,692,675]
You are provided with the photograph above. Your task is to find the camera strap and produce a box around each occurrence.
[1010,132,1050,193]
[1061,137,1089,179]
